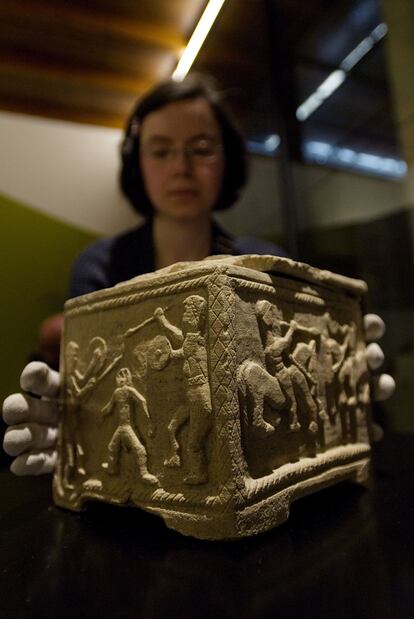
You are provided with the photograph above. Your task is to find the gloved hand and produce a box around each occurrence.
[3,362,60,475]
[363,313,395,440]
[2,314,396,475]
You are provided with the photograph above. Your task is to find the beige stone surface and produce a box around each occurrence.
[53,255,371,539]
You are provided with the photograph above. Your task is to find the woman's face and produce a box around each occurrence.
[139,97,225,222]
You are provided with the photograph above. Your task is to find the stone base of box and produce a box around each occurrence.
[53,449,370,540]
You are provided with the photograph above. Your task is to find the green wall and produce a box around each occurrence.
[0,193,98,406]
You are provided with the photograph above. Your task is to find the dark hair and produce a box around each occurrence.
[120,74,248,216]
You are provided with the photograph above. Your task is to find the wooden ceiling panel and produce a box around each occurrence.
[0,69,137,127]
[0,0,208,126]
[0,40,174,84]
[0,1,186,51]
[65,0,206,33]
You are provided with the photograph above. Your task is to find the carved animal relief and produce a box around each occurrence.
[54,255,372,539]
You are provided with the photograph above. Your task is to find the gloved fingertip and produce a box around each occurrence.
[20,362,60,397]
[366,342,385,371]
[2,393,27,424]
[363,314,386,341]
[373,374,396,401]
[20,362,49,392]
[370,422,384,442]
[10,457,27,476]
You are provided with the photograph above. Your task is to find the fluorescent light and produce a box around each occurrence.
[304,140,407,179]
[356,153,382,170]
[247,135,280,156]
[264,134,280,152]
[336,148,356,163]
[305,141,333,161]
[380,158,407,175]
[249,137,406,179]
[296,70,346,121]
[340,22,388,71]
[318,70,347,97]
[297,23,388,121]
[340,38,374,71]
[172,0,226,81]
[372,22,388,40]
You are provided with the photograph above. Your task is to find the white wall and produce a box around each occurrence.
[295,163,409,230]
[219,155,409,237]
[0,111,138,235]
[216,155,284,237]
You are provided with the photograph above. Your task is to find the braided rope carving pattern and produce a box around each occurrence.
[65,275,213,318]
[235,279,326,307]
[235,278,357,311]
[243,443,371,502]
[149,488,224,508]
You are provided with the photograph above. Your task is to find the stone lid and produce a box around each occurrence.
[65,254,367,311]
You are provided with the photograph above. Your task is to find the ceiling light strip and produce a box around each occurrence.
[304,140,407,178]
[172,0,226,81]
[340,22,388,71]
[296,70,346,121]
[296,22,388,122]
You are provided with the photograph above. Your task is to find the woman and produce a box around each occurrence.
[2,74,394,475]
[37,74,285,368]
[69,73,285,300]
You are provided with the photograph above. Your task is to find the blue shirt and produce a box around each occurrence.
[69,219,287,299]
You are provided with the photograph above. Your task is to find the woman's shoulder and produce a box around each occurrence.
[212,221,288,258]
[68,222,153,298]
[76,223,150,261]
[233,235,289,258]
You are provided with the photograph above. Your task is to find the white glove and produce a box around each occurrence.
[363,313,396,440]
[3,361,60,475]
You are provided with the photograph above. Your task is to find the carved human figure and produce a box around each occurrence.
[291,339,328,427]
[353,348,371,425]
[66,337,106,399]
[63,337,123,487]
[255,300,324,434]
[337,324,369,442]
[63,341,87,487]
[153,295,212,485]
[321,316,352,423]
[101,367,158,485]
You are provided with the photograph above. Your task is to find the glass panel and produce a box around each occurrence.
[192,0,413,433]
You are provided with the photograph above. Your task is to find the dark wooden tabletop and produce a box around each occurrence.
[1,434,413,619]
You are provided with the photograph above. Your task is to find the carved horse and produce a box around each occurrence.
[236,359,286,435]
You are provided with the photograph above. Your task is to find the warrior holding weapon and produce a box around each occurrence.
[153,295,212,485]
[63,337,122,487]
[255,300,326,434]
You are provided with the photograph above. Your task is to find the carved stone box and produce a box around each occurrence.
[53,255,372,540]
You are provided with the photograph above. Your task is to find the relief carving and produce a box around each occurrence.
[290,338,328,430]
[337,324,370,442]
[153,295,212,485]
[101,367,158,485]
[55,255,372,540]
[63,337,122,488]
[254,300,326,435]
[237,359,285,435]
[321,317,351,423]
[236,298,370,456]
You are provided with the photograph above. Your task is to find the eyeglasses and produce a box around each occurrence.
[141,138,222,165]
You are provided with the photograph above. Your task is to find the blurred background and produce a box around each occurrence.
[1,0,413,453]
